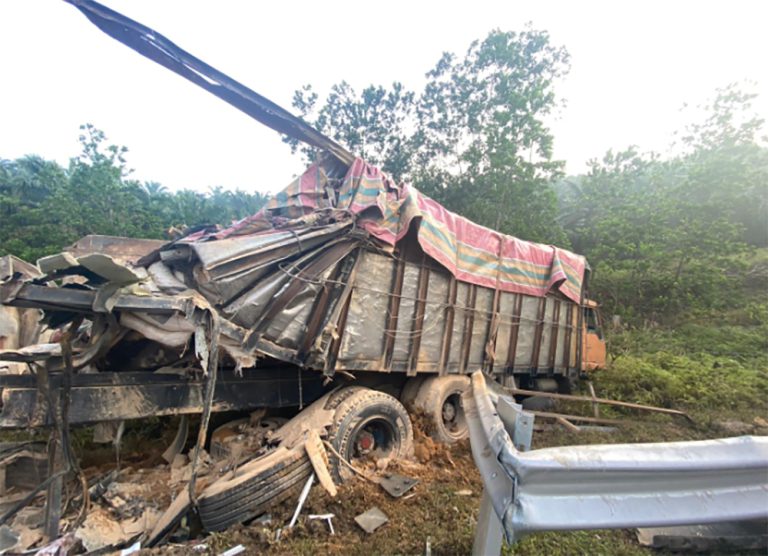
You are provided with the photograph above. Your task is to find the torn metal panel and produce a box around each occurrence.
[119,312,195,348]
[66,235,166,263]
[464,371,768,544]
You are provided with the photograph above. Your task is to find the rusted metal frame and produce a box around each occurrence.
[505,294,523,372]
[547,300,561,371]
[529,297,548,374]
[325,293,352,375]
[460,286,478,373]
[2,283,194,315]
[0,370,329,428]
[324,249,364,375]
[381,254,406,372]
[438,276,458,376]
[407,256,430,376]
[562,304,573,369]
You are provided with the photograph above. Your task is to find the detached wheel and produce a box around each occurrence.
[413,375,470,443]
[198,446,311,532]
[328,388,413,481]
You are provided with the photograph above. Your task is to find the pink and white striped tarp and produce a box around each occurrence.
[216,158,586,303]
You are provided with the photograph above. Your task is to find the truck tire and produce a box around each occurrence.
[197,446,311,532]
[328,388,414,481]
[412,375,470,443]
[400,376,427,410]
[324,384,367,411]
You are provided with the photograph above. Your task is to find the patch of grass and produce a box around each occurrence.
[508,529,648,556]
[597,312,768,415]
[593,351,767,411]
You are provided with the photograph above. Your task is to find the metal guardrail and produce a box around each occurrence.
[463,371,768,550]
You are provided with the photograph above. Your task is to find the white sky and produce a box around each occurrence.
[1,0,766,193]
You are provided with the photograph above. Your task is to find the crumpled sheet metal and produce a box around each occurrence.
[464,371,768,543]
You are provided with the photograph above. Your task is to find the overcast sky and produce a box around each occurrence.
[1,0,766,193]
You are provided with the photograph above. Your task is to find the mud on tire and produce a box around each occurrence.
[328,387,414,481]
[412,375,470,444]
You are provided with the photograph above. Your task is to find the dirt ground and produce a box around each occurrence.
[144,408,767,555]
[4,405,766,555]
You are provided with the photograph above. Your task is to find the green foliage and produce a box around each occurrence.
[0,124,269,262]
[509,529,647,556]
[559,86,767,321]
[595,314,768,412]
[595,351,767,411]
[288,28,570,244]
[287,81,415,179]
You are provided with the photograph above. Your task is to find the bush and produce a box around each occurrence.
[593,351,767,411]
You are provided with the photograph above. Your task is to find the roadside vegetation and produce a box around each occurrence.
[1,26,766,555]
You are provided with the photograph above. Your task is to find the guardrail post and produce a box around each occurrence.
[472,490,504,556]
[472,389,535,555]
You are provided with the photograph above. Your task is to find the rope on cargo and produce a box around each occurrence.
[276,263,576,331]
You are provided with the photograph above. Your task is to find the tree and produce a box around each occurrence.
[286,28,570,244]
[558,86,766,321]
[0,125,271,262]
[286,82,415,180]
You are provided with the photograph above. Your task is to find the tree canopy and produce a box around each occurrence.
[0,124,269,262]
[287,28,570,245]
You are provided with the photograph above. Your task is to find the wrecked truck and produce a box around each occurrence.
[0,0,608,540]
[0,155,606,448]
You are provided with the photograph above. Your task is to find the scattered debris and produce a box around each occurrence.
[218,545,246,556]
[253,514,272,526]
[74,506,146,552]
[162,415,189,464]
[354,507,389,534]
[379,473,419,498]
[0,525,19,555]
[288,474,315,528]
[309,513,335,535]
[305,430,337,497]
[119,540,142,556]
[32,533,78,556]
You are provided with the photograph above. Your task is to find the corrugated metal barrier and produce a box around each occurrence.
[463,371,768,552]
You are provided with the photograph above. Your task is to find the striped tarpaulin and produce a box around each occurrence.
[219,158,586,302]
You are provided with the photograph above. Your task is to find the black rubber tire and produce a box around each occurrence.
[197,446,311,532]
[328,387,414,481]
[400,376,427,410]
[324,385,367,411]
[412,375,470,444]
